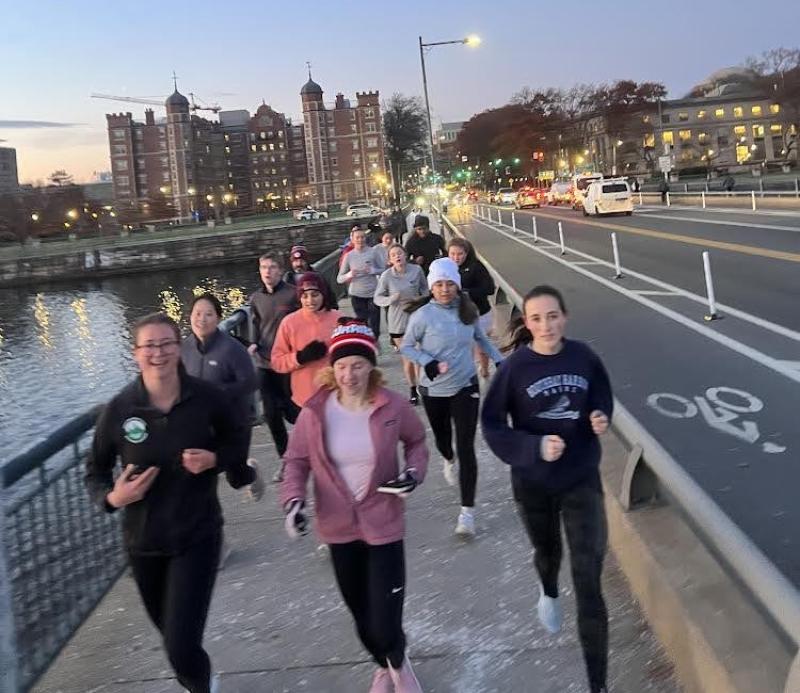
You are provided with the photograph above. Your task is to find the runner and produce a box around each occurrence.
[86,313,254,693]
[271,272,341,407]
[373,244,428,404]
[337,226,384,341]
[403,215,445,274]
[447,238,496,378]
[481,285,613,693]
[280,319,428,693]
[283,245,338,309]
[400,258,503,537]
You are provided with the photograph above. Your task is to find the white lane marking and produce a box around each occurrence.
[473,216,800,385]
[633,290,682,296]
[489,213,800,344]
[636,203,800,220]
[776,360,800,371]
[570,260,604,266]
[633,211,800,233]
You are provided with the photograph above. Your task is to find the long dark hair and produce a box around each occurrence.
[502,285,568,353]
[405,290,479,325]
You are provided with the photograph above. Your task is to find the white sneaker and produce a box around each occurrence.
[537,582,563,634]
[246,458,264,502]
[210,673,221,693]
[442,459,457,487]
[455,507,475,537]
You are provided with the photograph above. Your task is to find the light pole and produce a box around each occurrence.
[612,139,623,176]
[418,34,480,186]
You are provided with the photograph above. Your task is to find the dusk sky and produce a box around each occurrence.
[2,0,799,183]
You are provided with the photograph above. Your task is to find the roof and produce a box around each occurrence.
[165,90,189,108]
[300,78,323,96]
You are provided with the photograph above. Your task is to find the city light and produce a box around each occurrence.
[206,194,214,201]
[30,213,39,222]
[187,187,197,195]
[464,35,481,47]
[223,193,233,203]
[66,209,78,220]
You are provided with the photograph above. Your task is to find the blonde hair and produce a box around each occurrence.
[315,366,386,399]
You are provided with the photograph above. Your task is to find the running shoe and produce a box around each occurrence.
[537,582,563,634]
[368,666,392,693]
[388,657,423,693]
[272,463,285,483]
[246,458,264,502]
[455,507,475,537]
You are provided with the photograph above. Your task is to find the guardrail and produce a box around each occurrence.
[440,208,800,693]
[0,245,345,693]
[635,189,800,211]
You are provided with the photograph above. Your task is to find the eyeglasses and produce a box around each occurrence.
[134,340,180,353]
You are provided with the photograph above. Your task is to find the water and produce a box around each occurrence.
[0,261,261,462]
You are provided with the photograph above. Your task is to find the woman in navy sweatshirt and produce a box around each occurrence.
[481,285,613,693]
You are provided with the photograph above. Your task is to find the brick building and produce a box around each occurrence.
[0,147,19,194]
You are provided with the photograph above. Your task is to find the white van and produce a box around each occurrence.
[583,179,633,216]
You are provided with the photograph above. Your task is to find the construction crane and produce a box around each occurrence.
[90,93,221,113]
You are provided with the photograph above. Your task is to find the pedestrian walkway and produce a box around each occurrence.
[33,301,679,693]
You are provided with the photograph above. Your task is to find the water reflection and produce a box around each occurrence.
[0,260,258,460]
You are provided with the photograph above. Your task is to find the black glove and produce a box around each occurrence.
[424,360,441,381]
[296,340,328,365]
[284,499,308,539]
[377,469,418,496]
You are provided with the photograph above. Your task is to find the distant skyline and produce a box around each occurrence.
[2,0,799,183]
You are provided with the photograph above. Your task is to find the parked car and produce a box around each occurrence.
[294,207,329,221]
[583,179,633,216]
[346,202,379,216]
[496,187,517,205]
[546,181,573,206]
[514,188,545,209]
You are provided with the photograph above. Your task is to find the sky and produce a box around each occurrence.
[2,0,799,184]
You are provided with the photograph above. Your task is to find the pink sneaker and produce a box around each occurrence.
[388,657,423,693]
[368,666,392,693]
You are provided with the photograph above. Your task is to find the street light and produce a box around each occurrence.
[418,33,481,184]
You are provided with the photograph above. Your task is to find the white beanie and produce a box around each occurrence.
[427,257,462,290]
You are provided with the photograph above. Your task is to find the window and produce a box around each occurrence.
[136,158,145,167]
[135,130,143,140]
[364,108,374,119]
[661,114,670,124]
[718,132,729,147]
[642,114,651,123]
[734,125,747,137]
[269,143,275,151]
[733,106,744,118]
[327,127,335,138]
[643,133,655,148]
[662,131,674,146]
[752,124,765,138]
[770,104,781,114]
[160,156,168,166]
[271,168,277,175]
[116,175,130,187]
[367,153,379,163]
[714,108,725,118]
[224,146,230,154]
[697,110,707,120]
[267,130,274,138]
[329,141,337,152]
[751,105,762,117]
[162,172,170,181]
[698,132,709,144]
[770,124,783,134]
[366,137,378,148]
[113,144,127,155]
[326,113,334,124]
[260,131,267,140]
[114,160,128,171]
[678,112,689,122]
[261,144,268,151]
[112,129,126,140]
[352,140,359,150]
[353,154,361,164]
[251,144,257,152]
[366,123,377,133]
[253,168,259,175]
[351,124,358,133]
[254,182,260,189]
[278,130,284,138]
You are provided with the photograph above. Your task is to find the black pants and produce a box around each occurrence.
[516,480,608,692]
[421,381,479,507]
[257,368,299,457]
[351,295,381,340]
[129,531,222,693]
[329,540,406,669]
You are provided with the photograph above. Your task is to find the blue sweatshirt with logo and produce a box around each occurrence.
[481,338,613,494]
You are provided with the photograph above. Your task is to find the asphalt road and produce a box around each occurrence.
[457,206,800,589]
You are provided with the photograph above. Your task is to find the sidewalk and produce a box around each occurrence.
[33,305,679,693]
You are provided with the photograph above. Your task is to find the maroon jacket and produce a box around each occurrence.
[280,386,429,545]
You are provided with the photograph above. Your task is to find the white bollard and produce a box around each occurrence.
[532,216,538,243]
[638,191,643,205]
[666,191,671,207]
[751,190,757,211]
[702,251,720,321]
[611,232,623,279]
[701,191,706,209]
[497,208,502,224]
[511,211,516,232]
[558,221,566,255]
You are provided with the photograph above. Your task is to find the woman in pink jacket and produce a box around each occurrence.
[281,318,428,693]
[271,272,341,407]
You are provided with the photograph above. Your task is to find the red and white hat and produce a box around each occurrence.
[290,245,309,260]
[328,318,378,365]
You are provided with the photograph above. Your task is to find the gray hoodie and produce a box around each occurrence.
[337,246,384,298]
[373,263,428,335]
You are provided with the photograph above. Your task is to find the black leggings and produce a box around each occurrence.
[515,480,608,692]
[421,381,480,506]
[257,368,299,457]
[351,295,381,339]
[329,540,406,669]
[129,531,222,693]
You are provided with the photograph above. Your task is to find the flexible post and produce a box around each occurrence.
[751,190,757,211]
[666,191,671,207]
[638,191,643,205]
[702,191,706,209]
[497,208,502,224]
[612,232,623,279]
[532,216,538,243]
[511,211,516,232]
[558,221,566,255]
[702,251,720,321]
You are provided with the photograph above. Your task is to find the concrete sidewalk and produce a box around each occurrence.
[33,314,679,693]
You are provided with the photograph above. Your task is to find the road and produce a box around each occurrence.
[458,203,800,588]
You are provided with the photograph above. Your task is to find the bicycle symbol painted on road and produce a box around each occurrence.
[647,386,787,454]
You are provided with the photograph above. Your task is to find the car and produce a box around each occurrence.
[466,190,479,203]
[496,187,517,205]
[546,181,573,206]
[294,207,329,221]
[582,179,633,216]
[571,173,603,210]
[346,202,379,216]
[514,188,545,209]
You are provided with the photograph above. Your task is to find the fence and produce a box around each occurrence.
[635,189,800,212]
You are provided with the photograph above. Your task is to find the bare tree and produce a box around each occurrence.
[382,94,428,203]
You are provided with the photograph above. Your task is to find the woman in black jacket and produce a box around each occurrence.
[447,237,496,377]
[85,312,255,693]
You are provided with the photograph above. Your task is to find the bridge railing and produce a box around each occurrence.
[442,208,800,692]
[635,189,800,211]
[0,245,344,693]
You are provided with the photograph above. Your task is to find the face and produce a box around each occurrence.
[523,295,567,353]
[133,323,181,379]
[351,230,366,250]
[259,259,282,288]
[382,232,393,247]
[299,288,324,312]
[388,246,406,269]
[291,256,308,272]
[333,355,373,397]
[190,299,220,340]
[431,280,458,304]
[448,245,467,266]
[414,225,428,237]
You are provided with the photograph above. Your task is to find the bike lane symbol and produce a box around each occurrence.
[646,386,787,454]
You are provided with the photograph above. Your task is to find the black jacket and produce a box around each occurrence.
[249,280,300,369]
[85,372,251,555]
[458,249,495,316]
[404,231,446,274]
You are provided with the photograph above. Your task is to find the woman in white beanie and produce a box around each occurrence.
[400,258,503,536]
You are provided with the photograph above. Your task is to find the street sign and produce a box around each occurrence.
[539,170,555,180]
[658,155,673,173]
[461,155,468,162]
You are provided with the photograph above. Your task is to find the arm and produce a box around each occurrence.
[369,247,385,275]
[280,408,313,507]
[218,339,258,399]
[373,270,394,307]
[336,252,353,284]
[474,261,496,299]
[398,400,428,481]
[472,320,503,363]
[414,267,428,298]
[210,389,252,488]
[399,311,436,366]
[270,319,299,373]
[84,401,119,512]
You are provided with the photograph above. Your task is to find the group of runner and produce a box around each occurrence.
[85,208,614,693]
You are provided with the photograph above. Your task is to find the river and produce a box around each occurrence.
[0,261,262,462]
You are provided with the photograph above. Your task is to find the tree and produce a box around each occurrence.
[382,94,428,203]
[48,170,74,187]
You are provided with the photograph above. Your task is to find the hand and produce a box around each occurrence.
[106,464,159,508]
[247,343,258,356]
[296,340,328,365]
[414,256,424,265]
[182,449,217,474]
[590,410,609,435]
[540,435,565,462]
[378,469,418,497]
[390,292,401,304]
[423,360,448,380]
[284,499,308,539]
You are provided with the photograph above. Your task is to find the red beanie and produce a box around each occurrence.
[328,318,377,365]
[290,245,309,260]
[295,272,326,298]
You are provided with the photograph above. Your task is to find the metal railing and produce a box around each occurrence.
[635,189,800,211]
[443,209,800,692]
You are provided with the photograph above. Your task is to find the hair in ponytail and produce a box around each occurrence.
[501,285,568,353]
